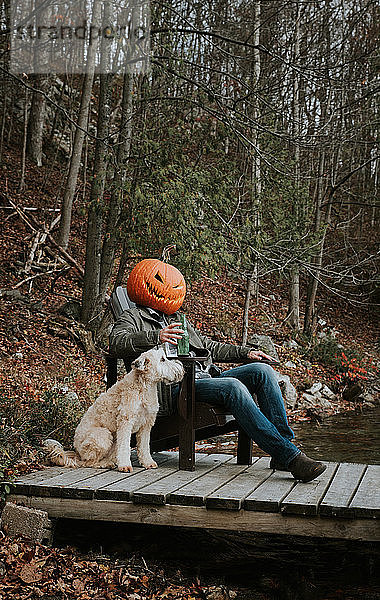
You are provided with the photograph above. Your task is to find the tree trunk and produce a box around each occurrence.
[287,266,300,330]
[286,0,301,331]
[57,0,101,250]
[81,74,112,326]
[371,155,378,228]
[304,150,326,335]
[242,0,261,345]
[0,79,7,165]
[81,0,113,327]
[19,88,29,192]
[242,273,255,346]
[0,0,11,165]
[98,72,134,299]
[26,75,48,166]
[304,201,332,334]
[303,0,334,335]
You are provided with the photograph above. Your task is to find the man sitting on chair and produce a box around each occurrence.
[109,259,326,483]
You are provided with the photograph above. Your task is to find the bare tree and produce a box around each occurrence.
[286,0,301,331]
[26,75,48,166]
[242,0,261,345]
[56,0,102,250]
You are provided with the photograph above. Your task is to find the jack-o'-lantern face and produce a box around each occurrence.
[127,259,186,315]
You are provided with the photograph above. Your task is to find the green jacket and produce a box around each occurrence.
[109,305,254,415]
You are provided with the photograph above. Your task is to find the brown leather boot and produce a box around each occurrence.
[289,452,327,483]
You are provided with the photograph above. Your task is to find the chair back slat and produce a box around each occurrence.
[110,286,135,320]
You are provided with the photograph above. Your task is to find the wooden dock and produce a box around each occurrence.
[8,453,380,542]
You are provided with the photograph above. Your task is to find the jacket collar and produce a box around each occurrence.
[136,305,179,325]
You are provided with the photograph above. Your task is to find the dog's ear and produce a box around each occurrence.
[133,356,151,371]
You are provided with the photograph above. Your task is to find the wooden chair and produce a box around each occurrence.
[105,286,253,471]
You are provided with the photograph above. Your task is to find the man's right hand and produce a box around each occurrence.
[159,322,184,346]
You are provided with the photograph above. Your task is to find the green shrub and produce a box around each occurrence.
[307,334,345,367]
[26,389,85,447]
[0,388,86,502]
[0,388,85,461]
[0,416,33,502]
[305,334,372,384]
[309,335,365,367]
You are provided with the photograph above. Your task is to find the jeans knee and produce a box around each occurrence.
[247,362,276,382]
[220,377,250,406]
[260,363,276,378]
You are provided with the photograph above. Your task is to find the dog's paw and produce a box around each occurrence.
[143,461,158,470]
[118,465,133,473]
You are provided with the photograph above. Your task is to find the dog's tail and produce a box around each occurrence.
[43,439,81,468]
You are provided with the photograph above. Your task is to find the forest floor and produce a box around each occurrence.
[0,145,379,600]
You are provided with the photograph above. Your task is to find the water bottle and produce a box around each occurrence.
[177,314,190,355]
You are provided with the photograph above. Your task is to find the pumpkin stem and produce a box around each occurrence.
[161,244,176,262]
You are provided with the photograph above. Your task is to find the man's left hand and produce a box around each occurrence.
[247,350,280,364]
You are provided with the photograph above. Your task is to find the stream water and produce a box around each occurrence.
[291,406,380,465]
[197,406,380,465]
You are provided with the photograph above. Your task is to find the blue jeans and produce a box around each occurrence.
[183,363,300,467]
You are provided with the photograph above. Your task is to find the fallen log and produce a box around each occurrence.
[7,198,84,278]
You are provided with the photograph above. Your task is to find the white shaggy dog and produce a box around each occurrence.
[44,348,184,472]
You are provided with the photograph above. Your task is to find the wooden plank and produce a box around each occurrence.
[133,454,233,505]
[9,495,380,542]
[13,467,68,483]
[281,462,338,516]
[28,468,108,498]
[63,468,143,500]
[169,458,250,506]
[319,463,367,518]
[96,456,180,501]
[130,450,174,467]
[146,452,178,466]
[205,457,267,510]
[349,465,380,518]
[244,468,297,513]
[12,467,71,495]
[61,452,174,500]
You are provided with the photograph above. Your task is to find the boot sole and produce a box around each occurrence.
[291,462,327,483]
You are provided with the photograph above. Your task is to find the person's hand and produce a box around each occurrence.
[247,350,279,364]
[159,322,184,346]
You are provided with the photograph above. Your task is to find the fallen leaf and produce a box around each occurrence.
[72,578,85,592]
[34,558,47,568]
[57,577,66,591]
[19,562,42,584]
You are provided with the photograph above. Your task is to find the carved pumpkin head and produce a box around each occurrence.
[127,259,186,315]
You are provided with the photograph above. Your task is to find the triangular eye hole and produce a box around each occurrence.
[154,272,164,283]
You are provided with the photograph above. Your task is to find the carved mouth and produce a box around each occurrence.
[145,279,165,300]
